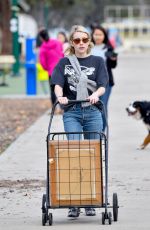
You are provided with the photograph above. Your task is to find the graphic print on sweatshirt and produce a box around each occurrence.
[64,65,95,92]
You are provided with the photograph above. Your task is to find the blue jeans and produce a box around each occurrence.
[63,104,103,140]
[100,85,112,131]
[63,104,102,213]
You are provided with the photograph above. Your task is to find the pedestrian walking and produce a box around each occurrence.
[38,28,64,113]
[57,31,69,54]
[91,25,118,130]
[51,25,108,217]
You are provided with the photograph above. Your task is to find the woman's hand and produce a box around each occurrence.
[88,92,99,104]
[57,96,68,104]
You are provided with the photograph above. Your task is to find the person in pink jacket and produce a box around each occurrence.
[39,29,64,108]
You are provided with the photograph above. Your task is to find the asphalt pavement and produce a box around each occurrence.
[0,52,150,230]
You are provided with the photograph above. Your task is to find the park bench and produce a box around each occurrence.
[0,55,15,86]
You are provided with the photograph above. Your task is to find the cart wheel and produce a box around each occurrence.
[102,212,105,225]
[113,193,118,221]
[49,213,53,226]
[108,212,112,225]
[42,194,46,213]
[42,212,47,226]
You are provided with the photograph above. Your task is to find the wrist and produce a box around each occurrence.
[93,92,99,97]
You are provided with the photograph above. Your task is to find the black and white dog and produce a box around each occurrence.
[126,101,150,149]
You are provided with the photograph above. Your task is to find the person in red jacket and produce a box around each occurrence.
[38,29,64,109]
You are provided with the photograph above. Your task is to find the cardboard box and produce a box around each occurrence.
[48,140,103,206]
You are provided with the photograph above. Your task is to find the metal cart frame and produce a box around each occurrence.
[41,100,119,226]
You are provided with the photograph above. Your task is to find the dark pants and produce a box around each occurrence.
[48,77,56,105]
[100,85,112,131]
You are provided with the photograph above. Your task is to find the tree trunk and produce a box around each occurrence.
[0,0,12,54]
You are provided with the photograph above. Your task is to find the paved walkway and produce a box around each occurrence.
[0,52,150,229]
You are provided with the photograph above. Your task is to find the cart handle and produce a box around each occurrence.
[68,99,90,103]
[48,99,107,134]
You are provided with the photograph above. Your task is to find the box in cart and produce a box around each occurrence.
[48,140,103,206]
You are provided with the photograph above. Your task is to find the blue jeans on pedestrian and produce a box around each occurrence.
[100,85,112,131]
[63,104,103,140]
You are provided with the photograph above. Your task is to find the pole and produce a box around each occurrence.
[44,4,48,28]
[11,0,20,75]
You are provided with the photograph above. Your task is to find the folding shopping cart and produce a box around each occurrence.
[41,100,119,225]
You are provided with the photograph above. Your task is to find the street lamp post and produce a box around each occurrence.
[10,0,20,75]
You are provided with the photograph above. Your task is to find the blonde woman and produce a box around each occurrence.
[51,25,108,217]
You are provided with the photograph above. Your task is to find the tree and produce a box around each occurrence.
[25,0,105,28]
[25,0,150,29]
[0,0,12,54]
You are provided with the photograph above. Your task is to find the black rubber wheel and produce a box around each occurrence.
[108,212,112,225]
[49,213,53,226]
[42,194,46,213]
[102,212,105,225]
[113,193,118,221]
[42,212,46,226]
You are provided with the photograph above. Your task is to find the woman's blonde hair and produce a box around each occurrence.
[65,25,93,56]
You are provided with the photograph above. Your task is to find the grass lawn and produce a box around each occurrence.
[0,67,49,96]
